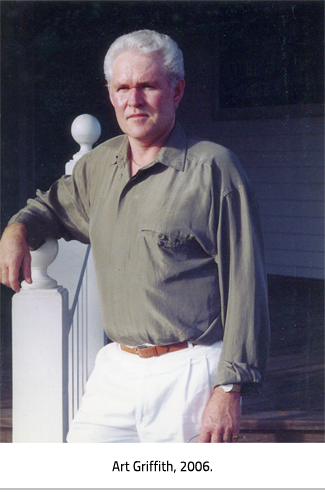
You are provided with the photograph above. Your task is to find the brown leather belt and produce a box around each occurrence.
[120,341,190,358]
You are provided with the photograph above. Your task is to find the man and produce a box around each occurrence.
[0,30,270,443]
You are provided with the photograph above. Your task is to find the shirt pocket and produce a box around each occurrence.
[141,229,199,262]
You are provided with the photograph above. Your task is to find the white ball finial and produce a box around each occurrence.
[21,238,59,290]
[66,114,101,175]
[71,114,101,148]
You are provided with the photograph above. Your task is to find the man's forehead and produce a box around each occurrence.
[111,50,165,78]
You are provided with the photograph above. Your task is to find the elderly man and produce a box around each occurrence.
[0,30,270,443]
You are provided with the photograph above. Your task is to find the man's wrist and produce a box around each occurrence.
[5,222,28,237]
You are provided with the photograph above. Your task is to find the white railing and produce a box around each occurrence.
[68,244,91,422]
[12,115,104,442]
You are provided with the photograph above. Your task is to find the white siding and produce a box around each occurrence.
[183,115,324,280]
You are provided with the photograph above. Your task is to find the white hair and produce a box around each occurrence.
[103,29,184,87]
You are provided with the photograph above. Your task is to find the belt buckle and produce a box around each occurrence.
[136,344,150,350]
[135,344,153,358]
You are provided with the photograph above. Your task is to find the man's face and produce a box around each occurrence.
[108,50,184,147]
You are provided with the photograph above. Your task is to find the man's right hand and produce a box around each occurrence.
[0,223,32,292]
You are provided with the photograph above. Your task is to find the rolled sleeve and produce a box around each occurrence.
[214,183,270,393]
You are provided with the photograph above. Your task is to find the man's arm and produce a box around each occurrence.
[197,153,270,442]
[0,223,32,292]
[198,387,241,443]
[1,159,94,293]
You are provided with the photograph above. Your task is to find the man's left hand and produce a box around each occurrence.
[198,386,241,443]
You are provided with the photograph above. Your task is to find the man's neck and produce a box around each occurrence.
[127,120,175,176]
[128,139,168,177]
[128,143,158,168]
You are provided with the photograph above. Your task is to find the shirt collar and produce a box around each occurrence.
[112,121,187,172]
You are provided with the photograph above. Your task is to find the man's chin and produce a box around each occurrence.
[123,125,155,142]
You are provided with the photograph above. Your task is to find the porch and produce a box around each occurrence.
[1,1,323,444]
[1,274,323,443]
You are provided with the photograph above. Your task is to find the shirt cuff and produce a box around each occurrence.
[9,213,50,251]
[214,360,263,394]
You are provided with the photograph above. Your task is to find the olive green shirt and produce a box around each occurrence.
[10,122,270,390]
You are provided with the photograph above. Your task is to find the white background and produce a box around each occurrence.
[0,443,324,490]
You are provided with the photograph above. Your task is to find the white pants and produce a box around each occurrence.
[67,341,222,443]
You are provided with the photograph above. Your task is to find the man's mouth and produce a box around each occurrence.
[127,114,148,119]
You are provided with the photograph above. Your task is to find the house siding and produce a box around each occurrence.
[183,115,324,280]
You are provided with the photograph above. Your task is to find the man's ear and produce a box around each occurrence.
[173,79,185,107]
[108,86,114,107]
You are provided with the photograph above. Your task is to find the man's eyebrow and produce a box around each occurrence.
[114,78,160,88]
[138,81,156,86]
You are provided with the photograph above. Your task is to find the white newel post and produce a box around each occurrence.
[12,239,69,443]
[12,114,102,443]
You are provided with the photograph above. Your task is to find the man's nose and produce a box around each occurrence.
[128,88,143,107]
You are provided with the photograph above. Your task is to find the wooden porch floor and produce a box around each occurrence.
[1,275,324,443]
